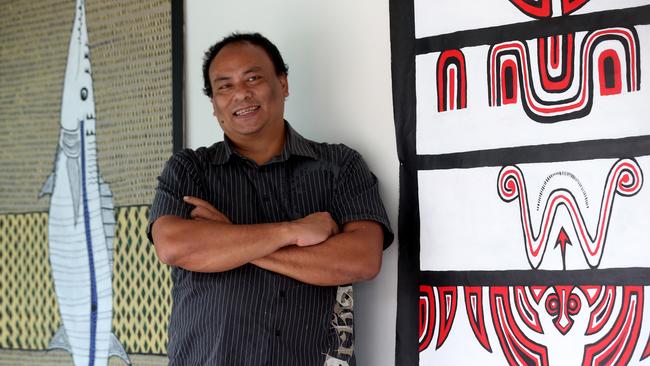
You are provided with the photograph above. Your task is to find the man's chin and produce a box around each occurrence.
[226,125,266,139]
[236,123,265,135]
[222,117,261,132]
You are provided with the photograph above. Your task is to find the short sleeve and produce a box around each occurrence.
[147,151,205,243]
[331,151,394,249]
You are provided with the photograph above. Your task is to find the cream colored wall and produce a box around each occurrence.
[184,1,399,365]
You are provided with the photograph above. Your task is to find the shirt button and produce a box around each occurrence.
[275,329,281,337]
[262,194,270,202]
[279,290,286,298]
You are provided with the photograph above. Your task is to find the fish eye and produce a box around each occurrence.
[80,87,88,101]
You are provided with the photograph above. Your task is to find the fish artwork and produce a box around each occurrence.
[38,0,130,365]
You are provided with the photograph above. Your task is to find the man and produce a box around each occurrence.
[149,32,393,366]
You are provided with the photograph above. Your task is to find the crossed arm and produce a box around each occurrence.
[151,196,384,286]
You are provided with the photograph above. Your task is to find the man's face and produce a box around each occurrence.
[208,42,289,140]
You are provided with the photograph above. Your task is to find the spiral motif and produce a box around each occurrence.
[613,159,642,196]
[498,166,524,202]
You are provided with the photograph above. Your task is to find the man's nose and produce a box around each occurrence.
[233,82,253,100]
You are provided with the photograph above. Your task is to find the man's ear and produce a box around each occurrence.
[210,97,220,120]
[279,74,289,98]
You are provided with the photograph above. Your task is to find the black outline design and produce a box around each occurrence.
[537,34,575,93]
[497,159,643,269]
[389,3,650,365]
[487,27,640,123]
[437,49,467,112]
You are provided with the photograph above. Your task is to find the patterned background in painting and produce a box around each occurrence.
[391,1,650,365]
[0,0,175,364]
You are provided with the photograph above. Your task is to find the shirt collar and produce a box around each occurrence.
[211,121,317,165]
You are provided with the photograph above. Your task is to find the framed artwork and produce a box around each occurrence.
[391,1,650,365]
[0,0,183,364]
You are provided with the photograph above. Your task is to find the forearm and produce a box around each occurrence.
[251,221,383,286]
[152,215,294,272]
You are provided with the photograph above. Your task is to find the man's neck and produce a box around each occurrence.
[229,123,286,165]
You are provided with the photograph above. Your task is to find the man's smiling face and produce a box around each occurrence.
[208,41,289,141]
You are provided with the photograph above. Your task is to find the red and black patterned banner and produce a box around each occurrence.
[390,1,650,364]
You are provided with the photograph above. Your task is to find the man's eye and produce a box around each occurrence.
[218,84,231,90]
[247,76,260,82]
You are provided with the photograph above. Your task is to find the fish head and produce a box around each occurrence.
[60,0,95,131]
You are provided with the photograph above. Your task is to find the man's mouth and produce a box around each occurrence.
[233,105,260,116]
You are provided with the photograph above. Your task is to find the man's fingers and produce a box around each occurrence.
[190,206,213,220]
[213,209,232,223]
[184,196,232,223]
[331,221,340,235]
[184,196,213,209]
[292,212,340,247]
[190,206,232,224]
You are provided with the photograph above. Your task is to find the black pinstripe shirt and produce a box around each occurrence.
[148,123,393,366]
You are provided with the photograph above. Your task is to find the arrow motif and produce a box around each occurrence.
[554,227,572,270]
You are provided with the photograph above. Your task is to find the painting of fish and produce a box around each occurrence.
[38,1,130,365]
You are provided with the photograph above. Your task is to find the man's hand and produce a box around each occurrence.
[184,196,232,223]
[290,212,339,247]
[252,220,384,286]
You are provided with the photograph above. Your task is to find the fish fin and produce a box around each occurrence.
[38,173,55,198]
[47,325,72,353]
[66,157,82,224]
[99,175,116,270]
[109,332,131,365]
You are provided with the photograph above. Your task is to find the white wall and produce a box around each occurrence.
[184,1,399,365]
